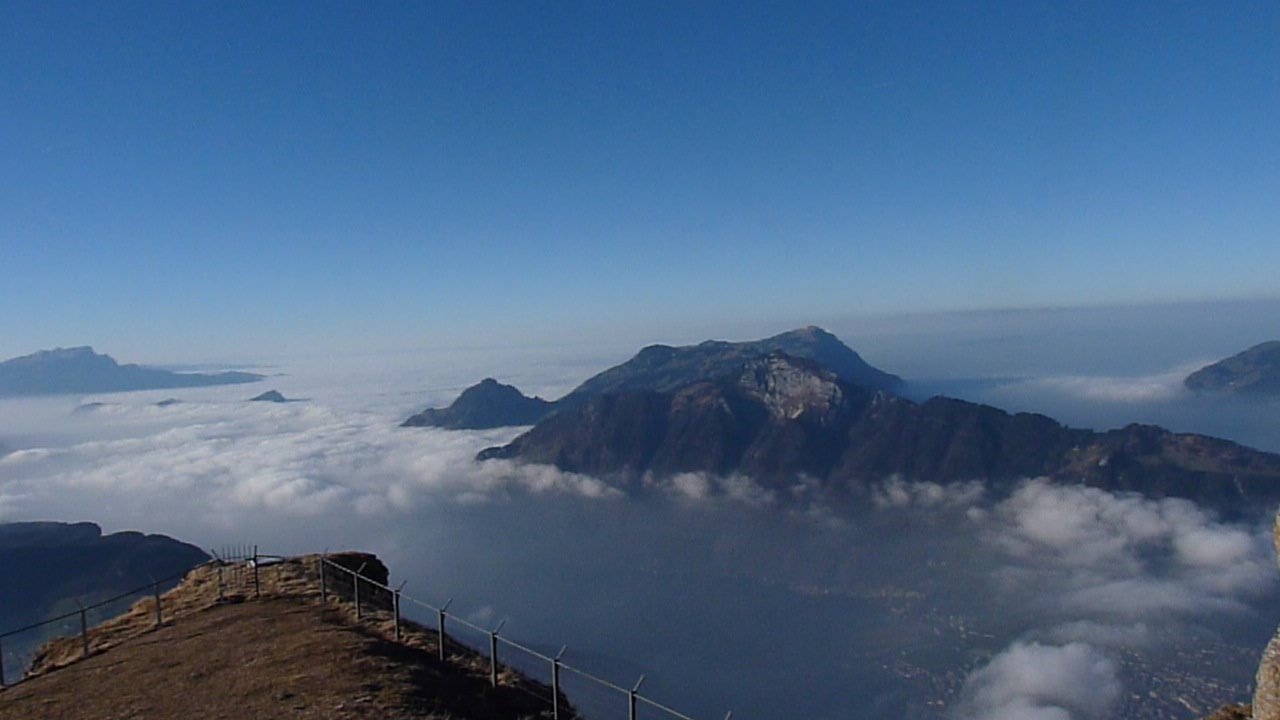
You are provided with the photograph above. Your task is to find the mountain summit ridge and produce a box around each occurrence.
[479,351,1280,511]
[402,327,899,429]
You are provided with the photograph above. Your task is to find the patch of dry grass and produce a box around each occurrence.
[1,555,562,720]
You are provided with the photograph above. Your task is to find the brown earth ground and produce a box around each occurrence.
[0,555,560,720]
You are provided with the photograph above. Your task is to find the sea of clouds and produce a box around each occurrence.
[1,348,1277,719]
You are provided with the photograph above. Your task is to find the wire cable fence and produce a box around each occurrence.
[0,544,270,688]
[319,554,732,720]
[0,569,186,688]
[1,546,731,720]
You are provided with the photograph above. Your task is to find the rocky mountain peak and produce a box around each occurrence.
[737,352,845,420]
[401,378,553,429]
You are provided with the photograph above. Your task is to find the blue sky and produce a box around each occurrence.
[2,1,1277,361]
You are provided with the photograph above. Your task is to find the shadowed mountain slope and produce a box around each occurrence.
[1187,341,1280,397]
[0,522,208,634]
[0,347,262,397]
[402,378,553,429]
[481,353,1280,510]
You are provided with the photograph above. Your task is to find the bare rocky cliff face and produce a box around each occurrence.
[1255,512,1280,719]
[1200,510,1280,720]
[402,326,901,430]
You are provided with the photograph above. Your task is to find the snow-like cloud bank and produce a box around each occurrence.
[2,385,1275,719]
[0,397,616,535]
[938,478,1277,720]
[996,367,1195,404]
[956,641,1121,720]
[988,479,1273,617]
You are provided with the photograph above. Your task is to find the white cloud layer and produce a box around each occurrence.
[3,388,1275,720]
[0,397,617,533]
[957,642,1121,720]
[991,365,1201,404]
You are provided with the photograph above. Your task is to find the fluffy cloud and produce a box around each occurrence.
[956,642,1120,720]
[0,397,617,531]
[986,478,1274,617]
[992,366,1197,404]
[872,475,986,509]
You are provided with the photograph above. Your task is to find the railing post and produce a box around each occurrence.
[319,554,328,603]
[217,561,225,602]
[252,545,260,598]
[552,645,566,719]
[152,578,163,627]
[437,599,452,662]
[0,636,7,688]
[489,619,506,687]
[393,581,406,642]
[77,600,89,659]
[354,562,368,620]
[629,675,645,720]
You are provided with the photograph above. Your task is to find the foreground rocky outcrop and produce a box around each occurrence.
[1255,511,1280,720]
[3,552,565,720]
[1200,509,1280,720]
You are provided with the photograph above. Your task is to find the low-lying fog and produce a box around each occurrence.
[2,303,1278,720]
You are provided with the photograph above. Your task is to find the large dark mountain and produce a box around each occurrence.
[1186,341,1280,397]
[403,327,899,429]
[0,347,263,397]
[0,522,208,633]
[560,326,901,402]
[402,378,554,429]
[480,353,1280,510]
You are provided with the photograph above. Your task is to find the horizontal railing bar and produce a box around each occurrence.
[0,609,84,639]
[558,661,631,694]
[400,594,441,614]
[494,634,554,663]
[637,693,700,720]
[440,613,490,636]
[1,570,189,638]
[4,550,717,720]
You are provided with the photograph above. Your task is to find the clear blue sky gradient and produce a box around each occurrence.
[2,1,1278,360]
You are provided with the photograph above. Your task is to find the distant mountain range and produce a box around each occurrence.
[478,352,1280,509]
[0,522,208,634]
[404,327,900,429]
[0,347,263,397]
[1186,341,1280,397]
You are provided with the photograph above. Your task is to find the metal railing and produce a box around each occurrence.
[0,569,185,687]
[318,554,732,720]
[0,546,731,720]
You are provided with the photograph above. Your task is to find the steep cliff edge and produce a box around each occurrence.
[0,553,560,720]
